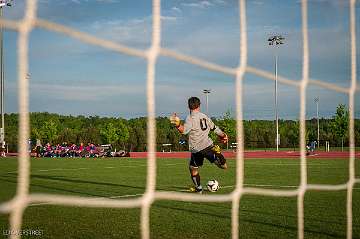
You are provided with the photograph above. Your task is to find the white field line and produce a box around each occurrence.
[224,184,297,188]
[177,184,297,192]
[5,165,145,174]
[247,162,336,166]
[222,184,360,190]
[109,194,144,199]
[4,160,350,175]
[4,163,185,174]
[38,168,89,172]
[29,193,144,207]
[179,183,360,191]
[26,182,360,207]
[165,163,185,166]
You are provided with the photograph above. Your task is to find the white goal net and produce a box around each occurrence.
[0,0,358,239]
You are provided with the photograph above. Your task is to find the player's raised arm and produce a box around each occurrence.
[208,117,229,144]
[215,128,228,144]
[218,132,228,144]
[169,113,184,133]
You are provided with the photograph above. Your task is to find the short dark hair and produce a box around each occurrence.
[188,97,201,110]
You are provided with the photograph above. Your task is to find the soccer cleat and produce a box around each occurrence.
[212,145,227,166]
[189,186,203,194]
[212,144,222,154]
[216,153,226,165]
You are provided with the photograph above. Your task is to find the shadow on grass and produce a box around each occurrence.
[0,176,106,198]
[30,174,145,190]
[153,203,349,238]
[0,173,145,198]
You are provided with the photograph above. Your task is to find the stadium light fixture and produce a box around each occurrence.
[203,89,211,114]
[268,35,285,152]
[0,0,13,156]
[315,97,320,146]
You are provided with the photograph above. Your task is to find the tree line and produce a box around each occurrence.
[4,104,359,152]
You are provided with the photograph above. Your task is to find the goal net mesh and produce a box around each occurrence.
[0,0,358,238]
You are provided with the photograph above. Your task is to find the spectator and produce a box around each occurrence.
[43,143,53,157]
[77,142,84,157]
[35,139,42,158]
[310,141,317,152]
[69,143,77,157]
[28,139,32,154]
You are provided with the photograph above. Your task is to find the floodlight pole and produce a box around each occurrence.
[203,89,211,115]
[0,1,12,156]
[274,51,279,152]
[315,97,319,146]
[268,35,284,152]
[0,7,3,155]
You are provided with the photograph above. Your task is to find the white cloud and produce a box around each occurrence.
[30,83,144,101]
[178,0,226,11]
[165,25,240,66]
[90,15,178,47]
[182,1,214,8]
[96,0,119,3]
[252,1,264,5]
[68,0,119,4]
[90,17,150,47]
[171,6,182,13]
[161,15,177,21]
[261,25,281,34]
[213,0,226,5]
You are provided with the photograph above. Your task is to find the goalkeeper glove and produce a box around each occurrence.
[169,113,180,127]
[219,133,228,144]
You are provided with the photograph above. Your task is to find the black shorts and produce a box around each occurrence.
[190,145,217,168]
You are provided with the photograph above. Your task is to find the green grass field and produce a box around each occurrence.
[0,157,359,239]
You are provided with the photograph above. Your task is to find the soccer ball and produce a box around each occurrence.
[207,180,219,192]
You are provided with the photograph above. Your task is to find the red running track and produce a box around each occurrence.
[130,151,360,159]
[5,151,360,159]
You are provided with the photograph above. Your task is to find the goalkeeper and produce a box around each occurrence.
[170,97,228,193]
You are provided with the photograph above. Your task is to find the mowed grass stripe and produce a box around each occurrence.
[0,157,358,239]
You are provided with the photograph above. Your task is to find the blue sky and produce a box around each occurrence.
[2,0,360,119]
